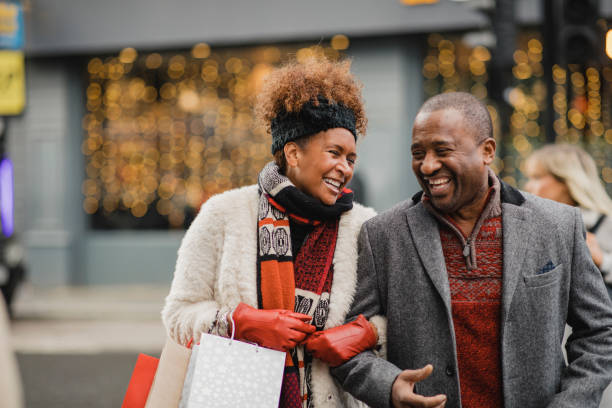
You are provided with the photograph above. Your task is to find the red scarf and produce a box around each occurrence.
[257,161,351,407]
[258,195,338,407]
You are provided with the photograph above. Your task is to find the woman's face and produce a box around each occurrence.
[524,159,576,206]
[285,128,356,205]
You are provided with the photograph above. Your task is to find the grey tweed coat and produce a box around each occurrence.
[332,181,612,408]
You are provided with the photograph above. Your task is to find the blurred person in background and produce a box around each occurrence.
[0,237,26,318]
[162,57,382,408]
[525,144,612,299]
[0,295,23,408]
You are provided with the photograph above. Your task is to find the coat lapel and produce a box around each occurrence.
[408,182,532,321]
[501,202,535,324]
[406,204,452,312]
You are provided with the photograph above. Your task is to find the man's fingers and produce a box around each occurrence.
[398,364,434,383]
[403,392,447,408]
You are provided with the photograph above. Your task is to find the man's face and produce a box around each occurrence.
[411,108,494,215]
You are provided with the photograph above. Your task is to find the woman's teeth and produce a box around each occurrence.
[324,178,342,192]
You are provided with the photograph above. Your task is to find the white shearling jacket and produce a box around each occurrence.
[162,184,379,408]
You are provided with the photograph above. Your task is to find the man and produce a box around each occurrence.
[331,92,612,408]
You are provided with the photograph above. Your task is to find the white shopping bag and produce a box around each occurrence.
[178,342,200,408]
[180,316,286,408]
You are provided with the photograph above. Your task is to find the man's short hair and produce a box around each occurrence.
[417,92,492,144]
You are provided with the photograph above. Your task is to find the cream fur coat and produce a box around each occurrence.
[162,184,384,408]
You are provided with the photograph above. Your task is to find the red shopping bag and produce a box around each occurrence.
[122,354,160,408]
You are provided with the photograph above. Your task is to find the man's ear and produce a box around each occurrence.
[481,138,496,165]
[284,142,299,168]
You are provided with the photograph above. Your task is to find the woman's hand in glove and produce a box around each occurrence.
[303,314,377,367]
[232,302,315,352]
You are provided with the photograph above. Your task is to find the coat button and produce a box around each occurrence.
[445,365,454,377]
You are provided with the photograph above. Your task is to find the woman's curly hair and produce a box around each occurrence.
[255,57,367,138]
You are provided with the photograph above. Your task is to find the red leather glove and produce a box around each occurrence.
[232,302,316,352]
[303,314,377,367]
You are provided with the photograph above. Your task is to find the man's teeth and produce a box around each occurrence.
[324,178,342,188]
[428,178,449,186]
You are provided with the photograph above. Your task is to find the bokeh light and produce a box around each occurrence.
[422,32,612,192]
[83,44,345,229]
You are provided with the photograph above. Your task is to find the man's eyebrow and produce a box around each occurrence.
[431,140,453,146]
[411,140,453,149]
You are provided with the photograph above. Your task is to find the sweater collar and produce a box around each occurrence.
[421,168,502,270]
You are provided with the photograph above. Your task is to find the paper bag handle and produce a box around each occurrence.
[229,310,236,341]
[227,309,259,352]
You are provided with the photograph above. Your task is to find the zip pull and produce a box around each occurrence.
[463,239,471,258]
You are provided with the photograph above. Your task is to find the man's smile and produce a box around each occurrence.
[424,176,452,195]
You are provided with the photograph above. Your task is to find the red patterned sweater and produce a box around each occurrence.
[424,174,504,408]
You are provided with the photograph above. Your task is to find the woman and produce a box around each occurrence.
[162,57,382,408]
[524,143,612,298]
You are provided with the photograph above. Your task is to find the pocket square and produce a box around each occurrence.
[538,261,556,275]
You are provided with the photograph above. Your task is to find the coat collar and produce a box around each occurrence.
[499,179,525,206]
[406,177,530,319]
[405,204,452,312]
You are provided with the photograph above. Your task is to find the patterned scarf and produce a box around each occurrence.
[257,162,352,407]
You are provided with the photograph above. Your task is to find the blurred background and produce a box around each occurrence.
[0,0,611,406]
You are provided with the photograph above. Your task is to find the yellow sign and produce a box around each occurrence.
[0,50,24,115]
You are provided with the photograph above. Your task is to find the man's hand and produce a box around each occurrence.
[391,365,447,408]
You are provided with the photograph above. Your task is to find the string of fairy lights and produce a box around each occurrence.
[423,32,612,192]
[83,38,348,229]
[84,33,612,228]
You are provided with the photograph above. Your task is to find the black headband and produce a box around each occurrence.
[270,97,357,154]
